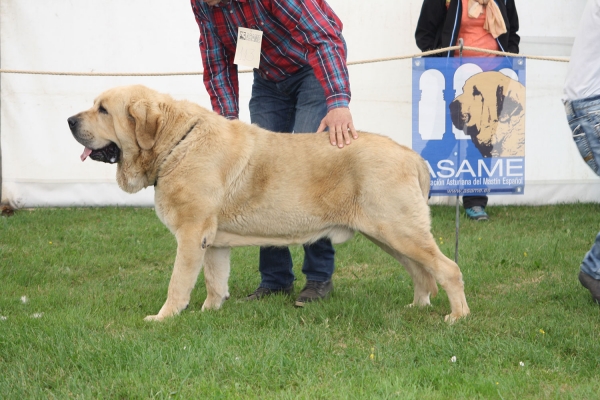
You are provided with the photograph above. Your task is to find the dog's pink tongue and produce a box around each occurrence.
[80,147,92,162]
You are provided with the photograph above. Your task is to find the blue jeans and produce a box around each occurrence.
[564,94,600,279]
[249,66,335,289]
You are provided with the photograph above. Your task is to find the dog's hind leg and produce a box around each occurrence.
[144,220,217,322]
[429,250,470,323]
[398,237,468,322]
[201,246,231,311]
[363,226,470,323]
[364,234,437,307]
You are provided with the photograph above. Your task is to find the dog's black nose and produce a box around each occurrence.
[67,116,78,130]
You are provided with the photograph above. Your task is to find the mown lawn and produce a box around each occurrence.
[1,204,599,398]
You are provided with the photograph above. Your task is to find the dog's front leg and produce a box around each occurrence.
[144,223,215,321]
[201,246,231,311]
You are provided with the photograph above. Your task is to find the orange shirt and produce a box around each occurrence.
[454,0,499,57]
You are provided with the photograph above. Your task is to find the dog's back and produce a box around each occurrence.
[206,126,432,239]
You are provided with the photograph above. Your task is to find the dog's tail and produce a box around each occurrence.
[416,156,431,201]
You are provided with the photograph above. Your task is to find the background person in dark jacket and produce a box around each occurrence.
[415,0,520,221]
[416,0,520,57]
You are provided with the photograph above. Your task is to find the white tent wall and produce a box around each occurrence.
[0,0,594,208]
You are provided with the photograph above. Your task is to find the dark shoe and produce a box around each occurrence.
[578,270,600,304]
[245,285,293,301]
[465,206,489,221]
[294,279,333,307]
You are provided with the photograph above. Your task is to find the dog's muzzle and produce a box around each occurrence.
[68,116,121,164]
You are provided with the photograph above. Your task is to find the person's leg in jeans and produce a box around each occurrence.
[580,232,600,303]
[247,68,335,299]
[565,95,600,303]
[248,71,297,294]
[581,233,600,279]
[283,68,336,286]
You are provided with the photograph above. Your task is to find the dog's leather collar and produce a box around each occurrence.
[154,122,198,187]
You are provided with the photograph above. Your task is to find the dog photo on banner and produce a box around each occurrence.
[412,57,526,196]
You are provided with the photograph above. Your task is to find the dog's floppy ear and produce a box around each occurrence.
[128,100,163,150]
[497,86,523,123]
[496,85,505,120]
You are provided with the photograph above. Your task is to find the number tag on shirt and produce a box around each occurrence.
[234,27,263,69]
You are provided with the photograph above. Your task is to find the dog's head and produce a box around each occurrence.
[67,85,170,192]
[449,71,525,157]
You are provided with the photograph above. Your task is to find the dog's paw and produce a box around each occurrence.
[201,302,222,311]
[201,295,227,311]
[145,300,188,321]
[444,312,468,324]
[405,300,431,308]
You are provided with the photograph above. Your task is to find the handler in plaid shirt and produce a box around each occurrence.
[191,0,358,306]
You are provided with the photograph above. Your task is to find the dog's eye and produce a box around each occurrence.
[99,105,108,114]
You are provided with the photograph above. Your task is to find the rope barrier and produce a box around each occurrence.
[0,46,569,77]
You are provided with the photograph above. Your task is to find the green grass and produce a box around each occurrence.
[1,205,600,398]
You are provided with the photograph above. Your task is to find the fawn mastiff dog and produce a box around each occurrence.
[67,85,470,322]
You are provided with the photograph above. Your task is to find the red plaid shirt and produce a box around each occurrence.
[191,0,351,119]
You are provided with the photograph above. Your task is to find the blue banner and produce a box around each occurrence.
[412,57,526,196]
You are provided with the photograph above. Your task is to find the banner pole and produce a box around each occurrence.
[454,38,464,264]
[455,195,460,263]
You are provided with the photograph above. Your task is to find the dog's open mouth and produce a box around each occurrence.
[80,142,121,164]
